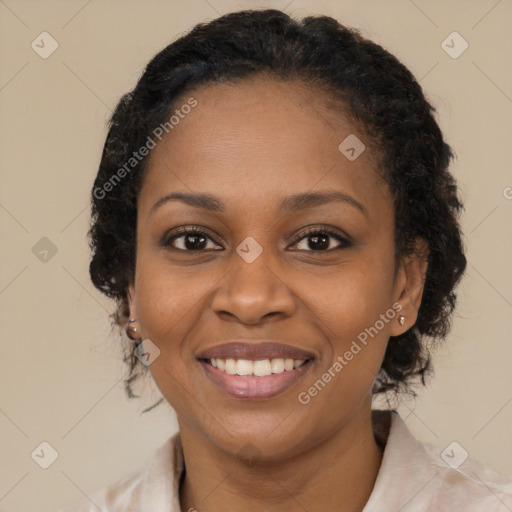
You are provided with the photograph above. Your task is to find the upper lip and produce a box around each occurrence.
[196,341,315,361]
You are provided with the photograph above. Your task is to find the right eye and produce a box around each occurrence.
[160,226,223,252]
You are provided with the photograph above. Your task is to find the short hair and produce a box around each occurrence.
[88,9,467,407]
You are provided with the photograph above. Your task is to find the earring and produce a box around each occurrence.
[128,318,138,333]
[398,315,406,326]
[126,318,140,341]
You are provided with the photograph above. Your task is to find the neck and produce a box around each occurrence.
[179,398,385,512]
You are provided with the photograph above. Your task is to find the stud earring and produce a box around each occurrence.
[398,315,406,326]
[126,318,141,341]
[128,318,138,333]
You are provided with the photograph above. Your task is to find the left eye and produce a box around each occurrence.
[291,229,350,251]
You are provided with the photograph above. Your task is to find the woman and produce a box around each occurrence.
[59,9,512,512]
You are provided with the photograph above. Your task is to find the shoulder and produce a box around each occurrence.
[54,433,183,512]
[365,410,512,512]
[55,470,145,512]
[420,438,512,511]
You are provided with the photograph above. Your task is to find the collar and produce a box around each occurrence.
[138,410,512,511]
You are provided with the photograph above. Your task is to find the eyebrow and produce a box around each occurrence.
[149,190,368,217]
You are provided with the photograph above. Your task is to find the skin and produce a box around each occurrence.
[128,77,428,512]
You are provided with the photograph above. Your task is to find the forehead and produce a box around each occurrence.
[139,77,389,218]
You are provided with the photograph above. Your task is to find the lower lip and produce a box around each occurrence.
[199,360,313,400]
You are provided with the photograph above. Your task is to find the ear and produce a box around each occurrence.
[390,238,429,336]
[128,282,138,319]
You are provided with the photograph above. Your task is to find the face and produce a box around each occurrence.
[128,78,425,459]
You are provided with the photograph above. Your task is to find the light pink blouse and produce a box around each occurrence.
[57,410,512,511]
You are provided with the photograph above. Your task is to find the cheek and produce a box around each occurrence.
[298,251,396,407]
[298,285,393,423]
[307,256,396,344]
[133,258,200,416]
[134,254,206,343]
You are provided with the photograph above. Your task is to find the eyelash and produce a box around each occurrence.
[160,225,352,253]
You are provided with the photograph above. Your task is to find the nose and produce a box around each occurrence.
[211,248,296,325]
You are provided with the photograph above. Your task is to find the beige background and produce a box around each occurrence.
[0,0,511,510]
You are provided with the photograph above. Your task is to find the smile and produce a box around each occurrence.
[198,357,314,400]
[207,357,308,376]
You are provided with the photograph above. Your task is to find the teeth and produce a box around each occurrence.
[235,359,253,376]
[225,358,236,374]
[270,358,284,373]
[253,359,272,377]
[209,358,308,376]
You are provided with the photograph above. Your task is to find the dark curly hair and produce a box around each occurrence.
[88,9,467,410]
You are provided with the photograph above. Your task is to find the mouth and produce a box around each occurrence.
[196,341,315,400]
[202,357,311,375]
[198,358,314,400]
